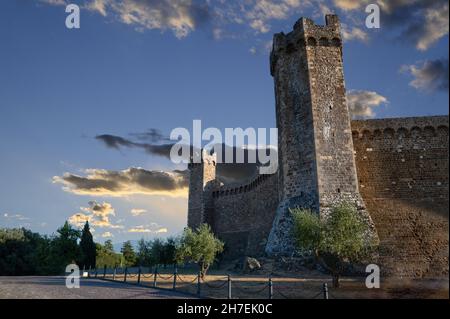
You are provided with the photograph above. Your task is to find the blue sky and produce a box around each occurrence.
[0,0,448,244]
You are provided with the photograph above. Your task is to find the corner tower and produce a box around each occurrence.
[187,151,217,230]
[266,15,376,255]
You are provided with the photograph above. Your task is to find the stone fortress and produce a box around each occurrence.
[187,15,449,277]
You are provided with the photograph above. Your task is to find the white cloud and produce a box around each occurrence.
[128,224,168,233]
[39,0,67,6]
[341,24,368,42]
[83,0,209,39]
[245,0,308,33]
[416,2,449,51]
[101,231,114,238]
[2,213,29,221]
[131,208,148,216]
[347,90,388,119]
[85,0,110,16]
[68,201,124,229]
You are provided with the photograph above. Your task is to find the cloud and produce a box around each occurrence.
[347,90,389,119]
[2,213,29,221]
[341,24,368,42]
[131,208,148,216]
[53,167,189,197]
[243,0,311,34]
[128,224,168,233]
[84,0,210,39]
[85,0,109,16]
[333,0,449,51]
[68,201,124,229]
[96,134,175,159]
[101,231,114,238]
[39,0,67,6]
[401,58,449,93]
[332,0,365,11]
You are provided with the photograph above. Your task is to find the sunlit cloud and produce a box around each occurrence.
[347,90,389,119]
[53,167,189,198]
[68,201,124,229]
[128,224,168,233]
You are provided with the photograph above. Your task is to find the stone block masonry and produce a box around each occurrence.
[266,14,376,255]
[186,15,448,277]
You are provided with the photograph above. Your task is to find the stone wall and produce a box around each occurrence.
[210,173,279,260]
[352,116,449,277]
[266,15,375,255]
[186,15,449,277]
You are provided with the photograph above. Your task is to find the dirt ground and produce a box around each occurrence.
[104,271,449,299]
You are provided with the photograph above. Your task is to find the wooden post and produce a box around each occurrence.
[137,266,141,285]
[323,283,329,300]
[269,277,273,300]
[124,267,128,282]
[227,275,232,299]
[103,265,107,278]
[153,267,158,288]
[173,266,177,290]
[113,266,117,281]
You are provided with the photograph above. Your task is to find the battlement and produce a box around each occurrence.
[271,14,342,76]
[187,15,449,274]
[351,116,449,139]
[212,172,274,199]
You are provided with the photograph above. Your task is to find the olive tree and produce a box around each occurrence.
[292,202,376,287]
[176,224,224,277]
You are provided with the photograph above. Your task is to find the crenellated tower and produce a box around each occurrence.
[266,15,377,255]
[187,150,218,230]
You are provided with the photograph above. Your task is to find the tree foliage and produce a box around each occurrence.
[292,202,376,287]
[176,224,224,277]
[79,221,96,270]
[96,240,123,268]
[121,241,137,267]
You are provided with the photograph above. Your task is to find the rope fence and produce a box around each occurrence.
[87,265,336,299]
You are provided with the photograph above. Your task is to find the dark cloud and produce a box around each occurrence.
[379,0,448,50]
[96,134,175,159]
[95,131,277,184]
[333,0,448,50]
[129,128,171,143]
[402,58,449,92]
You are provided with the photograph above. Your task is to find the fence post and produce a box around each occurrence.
[153,266,158,288]
[95,267,98,278]
[323,283,329,300]
[113,266,117,281]
[137,266,141,285]
[124,267,128,282]
[197,271,201,296]
[173,266,178,290]
[269,277,273,300]
[227,275,232,299]
[103,265,107,279]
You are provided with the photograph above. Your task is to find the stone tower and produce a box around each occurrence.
[266,15,376,255]
[187,150,217,230]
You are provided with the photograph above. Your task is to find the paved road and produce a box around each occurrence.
[0,276,197,299]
